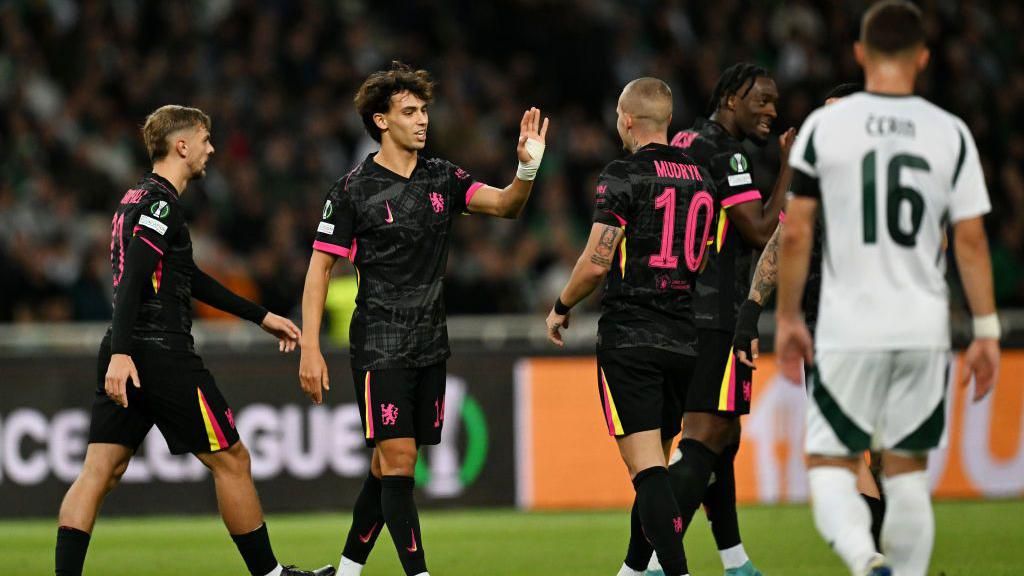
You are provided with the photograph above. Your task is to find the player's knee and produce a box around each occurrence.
[370,453,383,479]
[203,441,252,477]
[379,445,417,476]
[224,442,252,474]
[681,413,736,452]
[109,458,130,485]
[80,457,128,494]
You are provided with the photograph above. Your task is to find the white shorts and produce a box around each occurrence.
[805,349,951,456]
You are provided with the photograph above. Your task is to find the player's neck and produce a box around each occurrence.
[629,132,667,153]
[864,62,916,96]
[150,163,187,196]
[710,111,742,140]
[374,143,418,179]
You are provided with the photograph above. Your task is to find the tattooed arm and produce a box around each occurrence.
[546,223,624,346]
[749,222,782,305]
[561,223,623,306]
[734,220,783,367]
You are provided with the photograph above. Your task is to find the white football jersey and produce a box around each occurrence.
[789,92,990,350]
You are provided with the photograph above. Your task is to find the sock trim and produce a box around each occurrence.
[631,465,667,488]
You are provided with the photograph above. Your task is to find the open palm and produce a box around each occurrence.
[517,107,550,163]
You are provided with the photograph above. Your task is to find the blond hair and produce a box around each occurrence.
[142,105,211,162]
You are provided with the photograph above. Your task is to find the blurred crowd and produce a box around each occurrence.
[2,0,1023,326]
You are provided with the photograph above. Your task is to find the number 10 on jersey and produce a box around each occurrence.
[649,187,714,272]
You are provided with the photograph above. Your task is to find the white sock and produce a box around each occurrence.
[263,565,283,576]
[882,471,933,576]
[719,543,750,570]
[808,466,880,575]
[617,562,644,576]
[412,573,430,576]
[338,555,364,576]
[647,554,662,572]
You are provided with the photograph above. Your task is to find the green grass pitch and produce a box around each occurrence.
[4,501,1021,575]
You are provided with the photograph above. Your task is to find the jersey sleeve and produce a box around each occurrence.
[950,121,991,222]
[312,181,356,259]
[718,146,762,209]
[592,168,631,227]
[445,161,484,215]
[132,197,184,255]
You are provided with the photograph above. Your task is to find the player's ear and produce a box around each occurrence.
[916,47,930,72]
[853,41,866,67]
[173,136,188,159]
[373,112,387,133]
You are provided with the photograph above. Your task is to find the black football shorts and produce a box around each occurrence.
[352,361,447,448]
[686,328,753,416]
[89,339,240,455]
[596,347,696,440]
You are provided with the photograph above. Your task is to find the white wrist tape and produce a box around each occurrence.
[973,313,1001,340]
[516,138,545,181]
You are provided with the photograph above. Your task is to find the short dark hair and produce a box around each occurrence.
[707,62,770,116]
[354,61,435,143]
[861,0,925,54]
[824,83,862,101]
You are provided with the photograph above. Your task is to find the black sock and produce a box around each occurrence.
[55,526,91,576]
[704,442,741,550]
[624,496,655,572]
[668,439,718,534]
[342,473,384,564]
[230,523,278,576]
[862,493,886,550]
[381,475,427,576]
[633,467,687,576]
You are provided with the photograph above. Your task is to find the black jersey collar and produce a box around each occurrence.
[365,152,420,182]
[143,172,181,199]
[636,142,674,154]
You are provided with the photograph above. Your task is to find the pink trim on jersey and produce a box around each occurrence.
[779,211,786,223]
[313,240,350,258]
[606,211,627,227]
[721,190,762,208]
[349,238,358,262]
[138,236,164,256]
[465,182,485,208]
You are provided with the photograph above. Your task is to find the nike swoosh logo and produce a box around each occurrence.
[406,528,418,553]
[358,522,378,543]
[384,201,394,223]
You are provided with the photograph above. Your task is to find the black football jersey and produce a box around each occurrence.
[313,153,481,370]
[593,143,718,356]
[671,118,764,332]
[107,172,194,349]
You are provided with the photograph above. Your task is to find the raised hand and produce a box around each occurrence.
[517,107,550,163]
[779,127,797,166]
